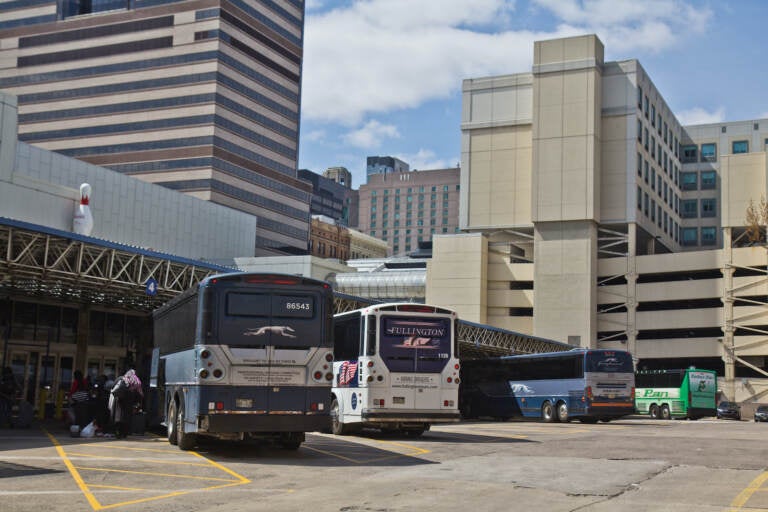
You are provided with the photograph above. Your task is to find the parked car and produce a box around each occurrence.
[754,405,768,422]
[716,401,741,420]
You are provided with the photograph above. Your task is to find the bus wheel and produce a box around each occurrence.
[330,398,348,435]
[279,432,303,450]
[556,401,569,423]
[649,404,660,419]
[176,400,197,451]
[167,400,178,445]
[660,404,671,420]
[542,401,556,423]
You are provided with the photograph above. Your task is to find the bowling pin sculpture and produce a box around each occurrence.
[73,183,94,236]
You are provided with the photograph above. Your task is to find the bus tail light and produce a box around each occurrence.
[213,368,223,379]
[216,402,224,411]
[447,377,453,383]
[373,399,385,407]
[586,386,594,401]
[444,400,454,407]
[313,371,322,380]
[454,378,460,385]
[367,361,374,368]
[631,387,636,400]
[310,402,324,411]
[454,363,460,370]
[325,352,334,362]
[199,369,209,379]
[325,372,333,381]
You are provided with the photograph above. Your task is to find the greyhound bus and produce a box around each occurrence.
[635,368,717,420]
[151,272,334,450]
[331,303,461,436]
[460,349,635,423]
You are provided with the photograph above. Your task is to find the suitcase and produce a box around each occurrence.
[131,411,146,435]
[13,401,34,428]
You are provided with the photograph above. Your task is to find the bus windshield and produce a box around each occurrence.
[379,316,452,373]
[585,351,634,373]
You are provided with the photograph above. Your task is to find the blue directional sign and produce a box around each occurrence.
[145,277,158,296]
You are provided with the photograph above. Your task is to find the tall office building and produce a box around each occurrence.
[427,34,768,401]
[0,0,310,255]
[366,155,409,181]
[358,167,461,256]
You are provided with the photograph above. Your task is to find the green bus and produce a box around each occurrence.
[635,369,717,420]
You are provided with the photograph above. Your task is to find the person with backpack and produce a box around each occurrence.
[108,369,143,439]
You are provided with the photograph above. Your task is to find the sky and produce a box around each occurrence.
[297,0,768,189]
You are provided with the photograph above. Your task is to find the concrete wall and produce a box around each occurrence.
[0,92,256,261]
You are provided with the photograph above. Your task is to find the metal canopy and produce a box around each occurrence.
[0,217,233,313]
[0,217,569,356]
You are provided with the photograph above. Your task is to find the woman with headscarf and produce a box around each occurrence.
[108,369,143,438]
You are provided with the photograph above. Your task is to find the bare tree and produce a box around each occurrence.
[745,196,768,244]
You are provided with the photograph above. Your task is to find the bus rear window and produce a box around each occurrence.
[585,351,634,373]
[226,293,314,318]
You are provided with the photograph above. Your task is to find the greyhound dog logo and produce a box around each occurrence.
[244,326,296,338]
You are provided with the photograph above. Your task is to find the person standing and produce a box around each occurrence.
[108,369,143,439]
[0,367,18,428]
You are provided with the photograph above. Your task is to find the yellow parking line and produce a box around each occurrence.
[45,429,252,511]
[728,471,768,511]
[67,451,212,467]
[73,466,240,483]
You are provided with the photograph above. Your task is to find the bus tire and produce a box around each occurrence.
[556,401,569,423]
[542,401,556,423]
[176,399,197,451]
[330,398,348,435]
[660,404,671,420]
[167,399,178,446]
[649,404,660,419]
[279,432,303,450]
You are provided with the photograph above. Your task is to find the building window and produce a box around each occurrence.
[644,193,649,216]
[681,199,698,218]
[637,154,642,176]
[681,145,697,163]
[701,198,716,217]
[701,226,717,246]
[644,161,649,183]
[732,140,749,154]
[701,170,716,189]
[637,186,642,209]
[651,105,656,126]
[700,143,717,162]
[681,172,698,191]
[644,95,649,117]
[637,87,643,107]
[637,120,642,141]
[651,199,656,222]
[682,227,698,246]
[63,0,129,17]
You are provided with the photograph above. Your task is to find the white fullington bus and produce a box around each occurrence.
[151,272,335,450]
[330,303,461,436]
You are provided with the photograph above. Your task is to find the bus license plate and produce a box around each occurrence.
[236,398,253,408]
[608,394,615,399]
[393,397,405,404]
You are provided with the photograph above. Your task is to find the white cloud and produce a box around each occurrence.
[342,119,400,149]
[301,0,713,125]
[394,149,458,171]
[676,107,726,126]
[303,129,326,142]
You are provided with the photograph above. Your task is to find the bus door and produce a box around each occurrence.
[379,315,452,410]
[220,289,323,411]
